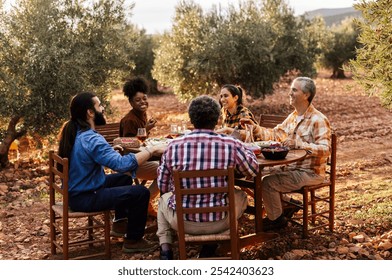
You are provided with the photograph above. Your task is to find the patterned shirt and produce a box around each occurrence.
[220,105,259,128]
[253,105,331,176]
[119,109,147,137]
[157,129,259,222]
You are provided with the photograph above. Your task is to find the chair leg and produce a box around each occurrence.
[329,185,335,232]
[104,211,111,259]
[310,189,316,224]
[302,190,309,239]
[50,210,56,255]
[178,239,187,260]
[63,216,69,260]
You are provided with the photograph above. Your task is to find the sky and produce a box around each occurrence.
[129,0,359,34]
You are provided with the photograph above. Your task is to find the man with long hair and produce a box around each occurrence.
[58,92,165,253]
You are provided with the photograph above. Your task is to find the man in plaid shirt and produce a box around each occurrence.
[157,95,259,259]
[234,77,332,231]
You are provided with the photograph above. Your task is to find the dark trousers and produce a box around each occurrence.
[69,173,150,240]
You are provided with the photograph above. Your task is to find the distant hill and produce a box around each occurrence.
[303,7,362,26]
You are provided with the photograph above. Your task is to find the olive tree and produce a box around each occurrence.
[319,18,361,79]
[152,0,321,100]
[0,0,137,167]
[347,0,392,109]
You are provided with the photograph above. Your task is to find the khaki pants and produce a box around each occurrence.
[135,161,159,197]
[157,190,248,245]
[262,169,324,220]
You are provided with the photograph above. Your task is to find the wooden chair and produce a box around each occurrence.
[259,114,287,128]
[282,132,337,238]
[95,122,120,145]
[49,150,111,259]
[173,167,240,259]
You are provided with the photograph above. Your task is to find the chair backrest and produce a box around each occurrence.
[173,167,239,259]
[49,150,70,218]
[327,132,337,185]
[259,114,287,128]
[95,122,120,145]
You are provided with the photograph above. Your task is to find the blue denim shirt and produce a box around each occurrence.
[68,128,138,194]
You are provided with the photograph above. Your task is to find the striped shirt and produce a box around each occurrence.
[157,129,259,222]
[220,105,259,129]
[253,105,331,176]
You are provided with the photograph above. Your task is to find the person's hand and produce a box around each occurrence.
[150,143,167,156]
[239,118,256,128]
[282,138,296,149]
[215,127,234,135]
[146,118,157,131]
[113,144,124,153]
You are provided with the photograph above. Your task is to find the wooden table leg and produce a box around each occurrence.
[254,168,263,232]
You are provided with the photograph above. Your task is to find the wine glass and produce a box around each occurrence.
[170,124,179,138]
[137,128,147,143]
[244,124,254,143]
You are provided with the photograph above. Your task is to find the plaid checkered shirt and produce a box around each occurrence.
[157,129,259,222]
[220,105,259,128]
[253,104,331,176]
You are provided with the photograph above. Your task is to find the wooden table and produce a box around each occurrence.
[236,150,306,232]
[236,149,308,247]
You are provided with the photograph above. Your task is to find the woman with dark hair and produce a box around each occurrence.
[58,92,166,253]
[216,84,259,140]
[119,76,160,217]
[120,76,156,137]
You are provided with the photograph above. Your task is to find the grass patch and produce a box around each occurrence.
[347,178,392,222]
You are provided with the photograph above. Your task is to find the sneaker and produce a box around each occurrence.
[262,215,288,231]
[160,249,174,260]
[111,219,127,237]
[122,238,158,253]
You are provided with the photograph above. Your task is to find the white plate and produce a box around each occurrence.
[254,140,281,148]
[145,138,172,146]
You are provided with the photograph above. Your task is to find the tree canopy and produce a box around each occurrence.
[152,0,323,100]
[0,0,141,167]
[318,18,361,79]
[348,0,392,109]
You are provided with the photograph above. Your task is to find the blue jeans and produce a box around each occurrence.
[69,173,150,240]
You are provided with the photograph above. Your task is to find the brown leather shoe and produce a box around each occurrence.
[262,215,288,231]
[122,238,158,253]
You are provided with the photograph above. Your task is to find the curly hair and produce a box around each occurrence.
[123,76,149,101]
[188,95,220,129]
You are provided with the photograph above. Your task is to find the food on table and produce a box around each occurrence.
[244,143,261,155]
[144,138,171,146]
[261,145,289,160]
[254,140,282,148]
[113,137,140,148]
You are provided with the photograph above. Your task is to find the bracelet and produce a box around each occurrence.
[145,147,152,157]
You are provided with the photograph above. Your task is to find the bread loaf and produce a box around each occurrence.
[113,137,140,148]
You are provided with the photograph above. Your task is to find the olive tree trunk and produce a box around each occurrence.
[0,116,26,168]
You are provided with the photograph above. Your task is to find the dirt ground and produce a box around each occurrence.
[0,73,391,260]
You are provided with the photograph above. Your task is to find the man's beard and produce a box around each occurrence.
[94,110,106,126]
